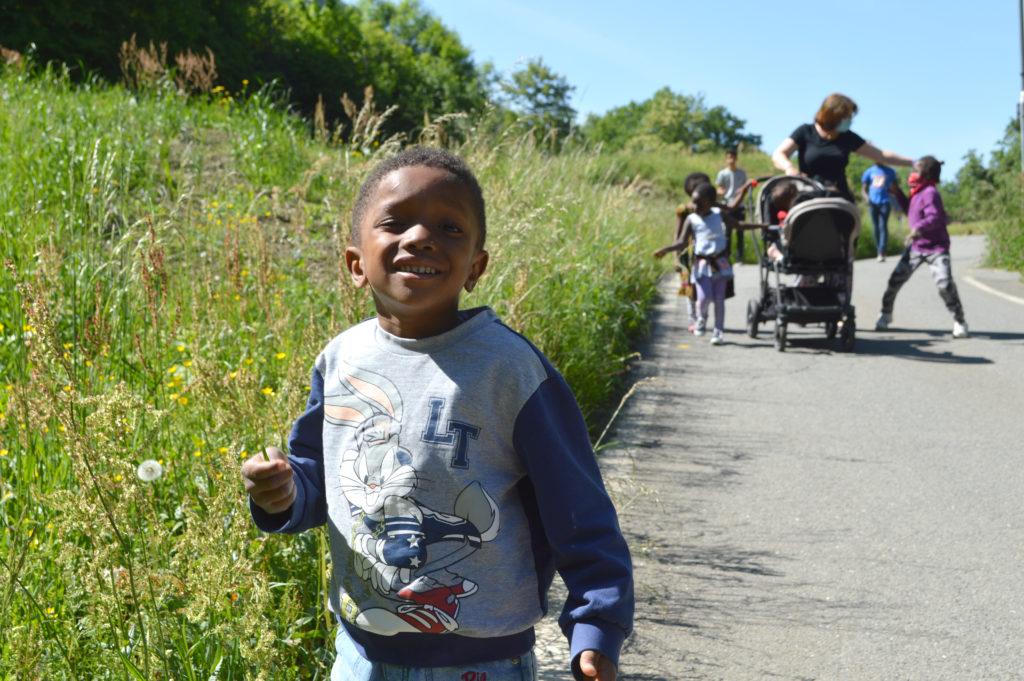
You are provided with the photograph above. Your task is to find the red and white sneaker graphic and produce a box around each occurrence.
[397,577,477,617]
[395,603,459,634]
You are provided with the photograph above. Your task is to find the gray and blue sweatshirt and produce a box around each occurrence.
[251,306,634,672]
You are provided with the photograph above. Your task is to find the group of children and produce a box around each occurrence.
[653,151,968,344]
[238,145,970,681]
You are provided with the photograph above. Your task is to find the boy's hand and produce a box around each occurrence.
[652,248,668,259]
[578,650,616,680]
[241,446,296,514]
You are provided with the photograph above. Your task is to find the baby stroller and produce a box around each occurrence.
[745,176,861,352]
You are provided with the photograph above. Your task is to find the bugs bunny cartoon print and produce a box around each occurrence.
[323,363,500,635]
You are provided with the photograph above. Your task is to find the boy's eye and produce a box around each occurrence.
[375,217,402,230]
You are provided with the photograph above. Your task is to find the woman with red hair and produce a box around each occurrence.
[772,93,912,201]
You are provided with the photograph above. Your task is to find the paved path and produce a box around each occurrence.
[536,235,1024,680]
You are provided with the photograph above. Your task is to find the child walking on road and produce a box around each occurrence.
[875,156,968,338]
[673,173,757,332]
[241,147,634,681]
[673,172,714,331]
[655,182,764,345]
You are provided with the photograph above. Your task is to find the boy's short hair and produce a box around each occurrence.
[351,146,487,247]
[916,155,943,182]
[726,147,738,157]
[683,172,711,195]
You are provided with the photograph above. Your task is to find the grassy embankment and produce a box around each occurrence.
[0,62,689,679]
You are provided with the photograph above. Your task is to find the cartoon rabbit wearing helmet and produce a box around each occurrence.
[324,363,500,635]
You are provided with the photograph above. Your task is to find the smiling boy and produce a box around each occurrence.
[241,147,634,681]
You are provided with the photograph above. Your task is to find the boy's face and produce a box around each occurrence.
[346,165,488,339]
[726,152,737,168]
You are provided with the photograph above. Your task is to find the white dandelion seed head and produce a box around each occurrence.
[137,459,163,482]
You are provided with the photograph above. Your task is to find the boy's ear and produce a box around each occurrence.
[345,246,369,288]
[463,249,489,293]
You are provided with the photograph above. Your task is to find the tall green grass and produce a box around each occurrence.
[0,62,671,678]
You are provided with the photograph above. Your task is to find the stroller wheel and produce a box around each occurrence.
[774,322,787,352]
[746,299,760,338]
[839,318,856,352]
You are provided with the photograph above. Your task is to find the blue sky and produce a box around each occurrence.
[421,0,1020,177]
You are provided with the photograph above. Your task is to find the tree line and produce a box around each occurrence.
[0,0,760,151]
[2,0,1020,264]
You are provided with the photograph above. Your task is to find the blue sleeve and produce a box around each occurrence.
[249,366,328,534]
[861,167,871,183]
[513,374,634,677]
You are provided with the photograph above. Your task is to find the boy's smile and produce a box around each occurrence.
[346,165,488,339]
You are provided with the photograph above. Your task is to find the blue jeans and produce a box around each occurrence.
[869,201,891,255]
[331,628,538,681]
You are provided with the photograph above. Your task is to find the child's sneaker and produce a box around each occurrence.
[875,312,891,330]
[710,329,724,345]
[952,321,968,338]
[693,318,707,336]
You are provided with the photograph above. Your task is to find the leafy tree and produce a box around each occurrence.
[983,119,1024,271]
[0,0,488,140]
[0,0,260,83]
[355,0,487,135]
[248,0,364,117]
[581,86,760,152]
[494,57,577,140]
[942,149,996,221]
[698,104,761,150]
[581,100,650,152]
[640,88,702,148]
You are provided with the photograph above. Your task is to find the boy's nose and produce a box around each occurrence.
[400,223,435,249]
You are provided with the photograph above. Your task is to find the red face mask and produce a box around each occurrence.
[908,172,935,197]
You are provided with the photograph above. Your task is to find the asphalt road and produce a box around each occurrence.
[535,235,1024,680]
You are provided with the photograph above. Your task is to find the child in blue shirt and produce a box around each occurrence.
[861,163,898,261]
[241,147,633,681]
